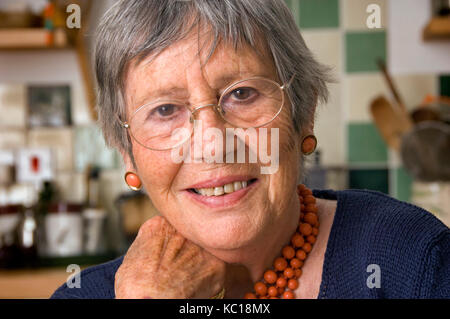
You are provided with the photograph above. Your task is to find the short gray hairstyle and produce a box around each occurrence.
[95,0,332,159]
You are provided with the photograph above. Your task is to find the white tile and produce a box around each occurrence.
[28,127,73,171]
[388,0,450,74]
[344,73,388,122]
[0,84,26,128]
[302,30,342,74]
[344,73,438,122]
[343,0,387,30]
[394,74,438,109]
[314,82,344,166]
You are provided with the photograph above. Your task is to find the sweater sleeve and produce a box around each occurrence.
[49,256,123,299]
[420,231,450,299]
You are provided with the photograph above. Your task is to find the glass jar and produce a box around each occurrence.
[44,203,83,257]
[411,181,450,228]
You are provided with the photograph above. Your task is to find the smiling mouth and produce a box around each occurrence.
[188,178,258,197]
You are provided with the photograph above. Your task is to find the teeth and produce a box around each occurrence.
[214,186,224,196]
[224,183,234,193]
[193,180,252,197]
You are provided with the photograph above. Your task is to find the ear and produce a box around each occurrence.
[301,99,317,138]
[119,148,135,173]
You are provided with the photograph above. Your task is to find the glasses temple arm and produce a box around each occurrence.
[116,114,129,128]
[281,74,296,90]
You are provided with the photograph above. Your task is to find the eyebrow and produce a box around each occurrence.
[133,87,189,109]
[133,72,273,109]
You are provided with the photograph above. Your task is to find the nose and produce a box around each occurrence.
[191,103,223,123]
[191,103,219,117]
[189,100,229,163]
[190,98,226,131]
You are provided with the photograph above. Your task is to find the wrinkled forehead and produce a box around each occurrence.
[123,29,278,111]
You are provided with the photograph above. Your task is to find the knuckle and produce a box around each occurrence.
[138,215,165,236]
[139,215,176,236]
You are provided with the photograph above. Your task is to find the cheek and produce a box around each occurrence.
[278,105,300,153]
[265,108,301,198]
[133,145,181,193]
[268,103,300,163]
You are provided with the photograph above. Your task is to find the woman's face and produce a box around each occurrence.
[123,32,304,251]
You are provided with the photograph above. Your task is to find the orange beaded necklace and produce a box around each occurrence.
[243,184,319,299]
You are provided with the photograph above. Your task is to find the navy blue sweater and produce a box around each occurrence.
[51,189,450,299]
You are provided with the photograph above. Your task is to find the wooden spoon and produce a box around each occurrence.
[377,59,408,114]
[370,95,413,150]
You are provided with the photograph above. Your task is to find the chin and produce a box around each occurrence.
[186,212,265,251]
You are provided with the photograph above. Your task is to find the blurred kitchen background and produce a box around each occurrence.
[0,0,449,298]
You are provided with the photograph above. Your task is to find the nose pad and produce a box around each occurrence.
[216,105,225,117]
[191,104,223,125]
[189,106,222,123]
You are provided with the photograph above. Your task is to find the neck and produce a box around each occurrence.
[207,192,301,298]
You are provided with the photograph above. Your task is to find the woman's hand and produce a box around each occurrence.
[115,216,226,299]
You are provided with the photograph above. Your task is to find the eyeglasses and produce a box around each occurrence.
[120,76,294,151]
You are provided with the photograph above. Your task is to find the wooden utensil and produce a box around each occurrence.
[377,59,409,114]
[370,95,413,150]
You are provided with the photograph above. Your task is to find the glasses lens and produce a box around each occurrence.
[129,101,192,150]
[127,78,284,150]
[219,78,283,128]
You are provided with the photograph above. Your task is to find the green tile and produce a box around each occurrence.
[395,167,413,202]
[346,31,386,73]
[349,169,389,194]
[348,123,387,163]
[299,0,339,29]
[284,0,294,11]
[440,74,450,97]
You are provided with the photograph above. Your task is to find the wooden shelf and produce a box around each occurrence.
[0,46,74,51]
[0,253,116,298]
[0,268,76,298]
[423,17,450,41]
[0,1,97,121]
[0,28,72,50]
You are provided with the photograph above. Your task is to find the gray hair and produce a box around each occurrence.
[95,0,332,160]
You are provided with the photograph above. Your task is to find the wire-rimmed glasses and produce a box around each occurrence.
[120,76,294,151]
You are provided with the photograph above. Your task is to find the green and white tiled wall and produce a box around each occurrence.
[285,0,450,202]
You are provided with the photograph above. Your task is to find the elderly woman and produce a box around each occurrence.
[52,0,449,299]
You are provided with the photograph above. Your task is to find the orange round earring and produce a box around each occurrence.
[301,134,317,155]
[124,172,142,191]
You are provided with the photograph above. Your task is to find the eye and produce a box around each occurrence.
[231,87,256,100]
[154,104,176,117]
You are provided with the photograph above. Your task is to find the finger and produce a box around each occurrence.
[135,217,170,261]
[161,232,187,263]
[174,240,203,266]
